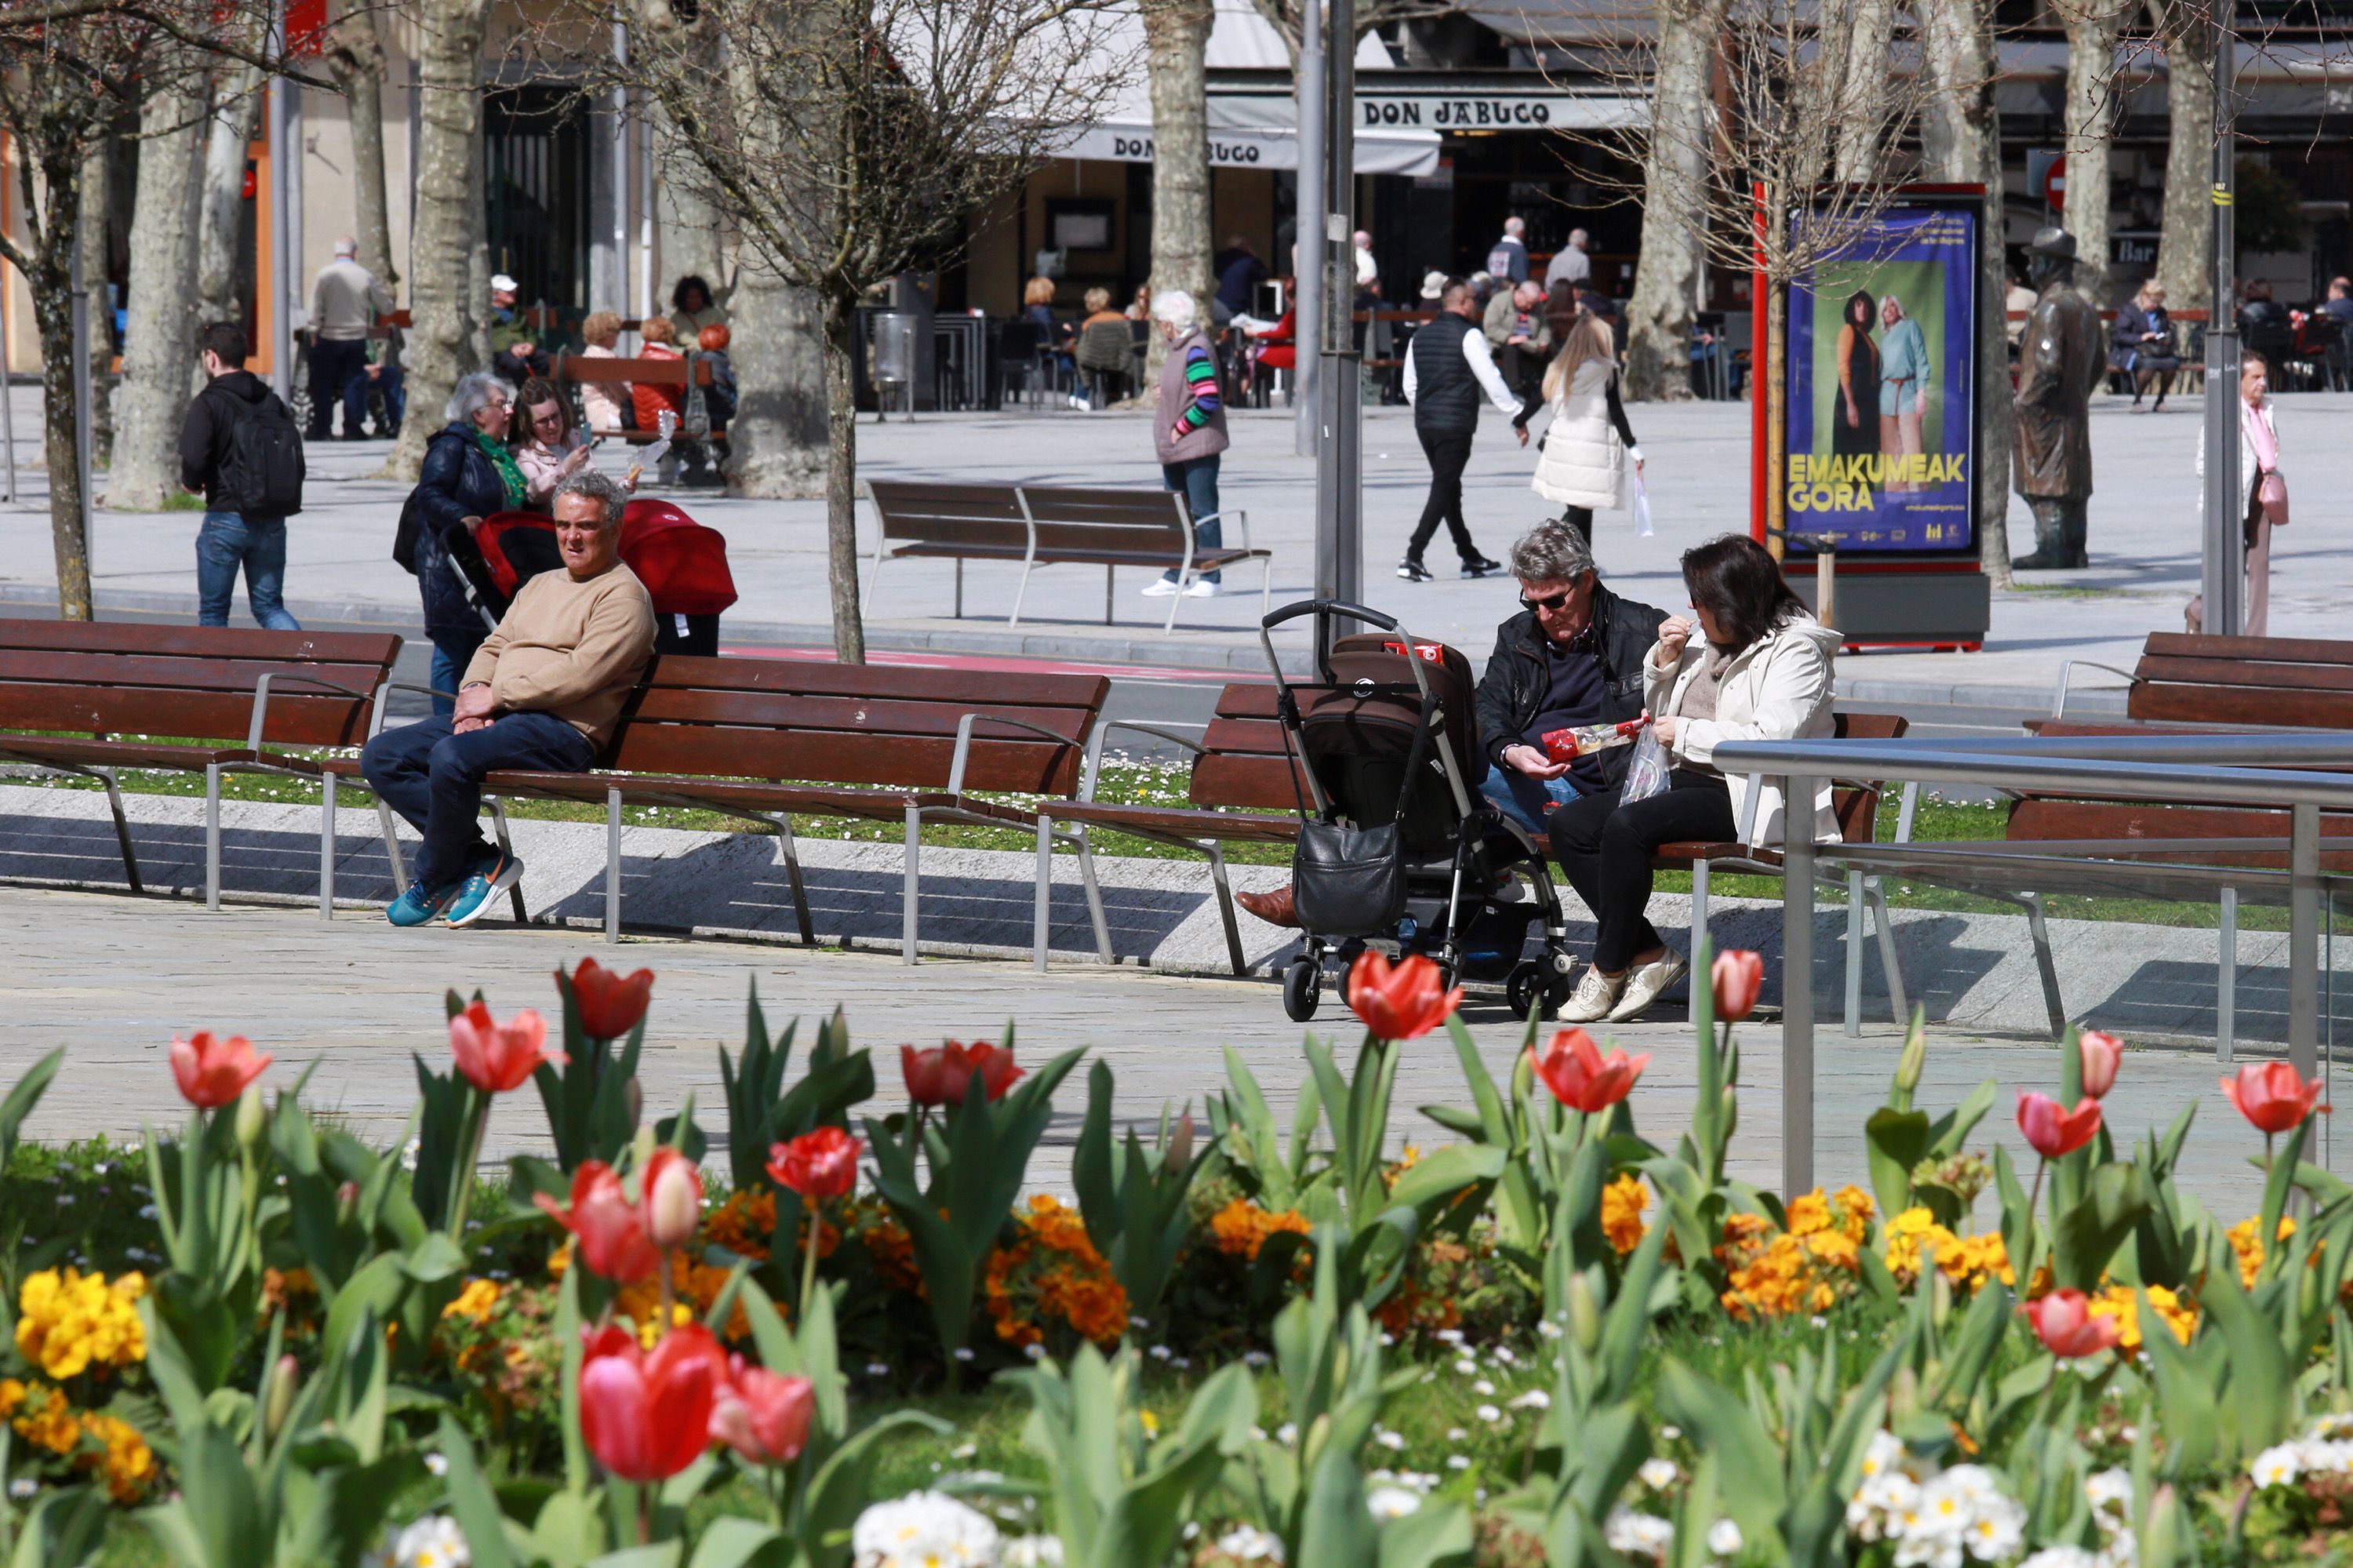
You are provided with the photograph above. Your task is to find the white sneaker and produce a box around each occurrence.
[1556,963,1627,1024]
[1183,577,1220,598]
[1140,577,1180,597]
[1608,950,1690,1022]
[1067,394,1089,411]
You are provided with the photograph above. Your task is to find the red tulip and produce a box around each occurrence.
[901,1042,1024,1107]
[769,1127,862,1201]
[709,1355,816,1466]
[170,1031,274,1109]
[535,1161,663,1283]
[965,1041,1024,1101]
[578,1322,727,1481]
[2016,1091,2102,1160]
[568,958,655,1040]
[2075,1030,2122,1101]
[642,1147,704,1250]
[2022,1290,2122,1359]
[449,1000,566,1094]
[1711,949,1766,1024]
[1346,951,1463,1040]
[1530,1028,1650,1114]
[2223,1062,2331,1135]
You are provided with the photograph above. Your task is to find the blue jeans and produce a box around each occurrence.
[1161,455,1222,584]
[346,362,405,435]
[1480,759,1586,836]
[361,711,594,892]
[195,512,300,630]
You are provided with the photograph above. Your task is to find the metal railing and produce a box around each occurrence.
[1711,730,2353,1195]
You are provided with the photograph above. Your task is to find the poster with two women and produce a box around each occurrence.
[1785,204,1980,553]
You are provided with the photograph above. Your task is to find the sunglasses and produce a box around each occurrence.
[1520,588,1580,613]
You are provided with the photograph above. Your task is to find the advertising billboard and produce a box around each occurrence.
[1784,204,1980,554]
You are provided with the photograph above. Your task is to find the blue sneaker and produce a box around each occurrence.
[386,880,459,927]
[445,849,526,928]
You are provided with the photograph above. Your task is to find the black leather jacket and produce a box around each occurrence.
[1472,582,1669,784]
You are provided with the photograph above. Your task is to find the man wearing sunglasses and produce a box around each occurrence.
[1471,521,1667,835]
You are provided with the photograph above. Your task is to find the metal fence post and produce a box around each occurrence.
[1782,774,1817,1196]
[2292,802,2320,1082]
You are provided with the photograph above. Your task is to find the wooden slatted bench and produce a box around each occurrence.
[2049,633,2353,728]
[400,657,1112,957]
[1043,680,1306,973]
[0,624,402,915]
[863,480,1272,634]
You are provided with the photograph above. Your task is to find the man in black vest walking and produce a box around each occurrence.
[1400,276,1524,581]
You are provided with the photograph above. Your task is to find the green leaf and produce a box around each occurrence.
[584,1547,683,1568]
[1864,1108,1931,1224]
[9,1484,107,1568]
[0,1050,61,1179]
[2051,1163,2151,1292]
[686,1519,795,1568]
[403,1231,469,1284]
[1657,1360,1784,1552]
[1382,1144,1506,1213]
[437,1415,522,1568]
[1376,1497,1472,1568]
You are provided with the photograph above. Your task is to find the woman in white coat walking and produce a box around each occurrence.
[1549,533,1842,1024]
[2189,349,2285,635]
[1518,309,1642,546]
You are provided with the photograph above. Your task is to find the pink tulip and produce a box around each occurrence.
[170,1031,274,1109]
[642,1147,704,1251]
[2075,1030,2122,1101]
[2016,1090,2101,1160]
[1711,950,1766,1024]
[709,1356,816,1466]
[579,1323,726,1481]
[2023,1290,2121,1359]
[1530,1028,1650,1114]
[536,1161,663,1283]
[2222,1062,2331,1135]
[449,1001,565,1094]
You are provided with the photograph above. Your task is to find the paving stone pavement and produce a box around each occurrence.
[0,885,2322,1221]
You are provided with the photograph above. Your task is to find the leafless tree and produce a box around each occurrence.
[2147,0,2217,311]
[323,0,399,295]
[600,0,1129,662]
[107,46,207,510]
[387,0,492,481]
[1141,0,1213,384]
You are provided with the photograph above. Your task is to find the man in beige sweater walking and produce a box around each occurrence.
[362,469,655,926]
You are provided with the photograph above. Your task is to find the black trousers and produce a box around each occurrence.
[1408,426,1479,563]
[1558,505,1594,545]
[307,338,369,437]
[1547,769,1737,972]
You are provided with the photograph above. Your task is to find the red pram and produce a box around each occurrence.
[462,499,739,655]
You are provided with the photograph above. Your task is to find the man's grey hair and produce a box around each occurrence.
[1504,216,1526,238]
[1509,522,1596,587]
[445,371,510,425]
[1151,288,1198,333]
[333,236,358,258]
[552,467,627,528]
[1569,227,1589,248]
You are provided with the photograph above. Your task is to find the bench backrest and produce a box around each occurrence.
[554,351,718,389]
[868,482,1194,555]
[1831,711,1908,842]
[2128,634,2353,727]
[0,623,401,747]
[867,482,1031,555]
[1190,683,1314,809]
[605,657,1109,795]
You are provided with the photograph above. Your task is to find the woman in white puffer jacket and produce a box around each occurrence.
[1520,308,1643,544]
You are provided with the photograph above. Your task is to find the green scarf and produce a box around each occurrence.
[471,428,528,511]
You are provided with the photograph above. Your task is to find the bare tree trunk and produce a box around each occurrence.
[1142,0,1214,381]
[820,295,865,664]
[468,163,493,372]
[723,260,826,497]
[1624,0,1728,402]
[16,141,95,617]
[389,0,489,481]
[653,97,729,295]
[195,67,264,339]
[2058,0,2132,304]
[2150,0,2214,311]
[1832,0,1900,180]
[327,4,398,292]
[110,67,207,510]
[78,139,113,471]
[1919,0,2015,585]
[1764,199,1789,560]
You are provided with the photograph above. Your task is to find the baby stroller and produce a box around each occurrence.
[1261,599,1577,1023]
[464,498,739,655]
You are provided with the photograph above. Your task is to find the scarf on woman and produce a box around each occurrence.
[2243,396,2279,475]
[471,428,529,510]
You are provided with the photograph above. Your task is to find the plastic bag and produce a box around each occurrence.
[1632,471,1655,538]
[1620,722,1671,805]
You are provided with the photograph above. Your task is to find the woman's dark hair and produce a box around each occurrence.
[1843,290,1875,330]
[671,274,714,313]
[511,376,569,447]
[1682,533,1809,651]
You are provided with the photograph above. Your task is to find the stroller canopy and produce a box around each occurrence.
[464,499,738,617]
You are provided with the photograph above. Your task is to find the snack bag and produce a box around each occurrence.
[1540,715,1649,765]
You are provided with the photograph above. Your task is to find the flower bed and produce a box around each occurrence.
[0,951,2348,1567]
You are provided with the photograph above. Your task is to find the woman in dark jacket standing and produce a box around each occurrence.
[399,373,526,711]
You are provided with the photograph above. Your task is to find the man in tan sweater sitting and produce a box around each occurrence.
[362,469,656,927]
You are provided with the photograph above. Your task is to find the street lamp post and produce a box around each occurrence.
[2199,18,2240,635]
[1313,0,1361,638]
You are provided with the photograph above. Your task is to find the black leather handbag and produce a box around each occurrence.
[1290,818,1408,937]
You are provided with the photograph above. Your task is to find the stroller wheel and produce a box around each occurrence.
[1507,959,1568,1022]
[1282,958,1322,1023]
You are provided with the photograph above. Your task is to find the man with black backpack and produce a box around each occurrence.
[180,322,307,628]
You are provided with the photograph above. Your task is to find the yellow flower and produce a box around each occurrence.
[1209,1197,1311,1261]
[1602,1174,1650,1255]
[2227,1214,2297,1289]
[442,1278,504,1326]
[9,1383,82,1454]
[14,1269,147,1381]
[78,1412,156,1503]
[1786,1192,1831,1236]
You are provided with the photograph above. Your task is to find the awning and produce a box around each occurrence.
[1060,122,1442,176]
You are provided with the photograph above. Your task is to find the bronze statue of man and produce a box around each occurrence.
[2012,227,2104,569]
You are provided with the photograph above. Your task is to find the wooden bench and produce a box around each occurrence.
[0,624,402,915]
[2052,633,2353,729]
[551,351,730,447]
[380,657,1113,958]
[1043,681,1306,973]
[863,481,1273,634]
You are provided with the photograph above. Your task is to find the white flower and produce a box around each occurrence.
[1959,1493,2024,1562]
[1002,1537,1064,1568]
[391,1515,470,1568]
[2017,1552,2100,1568]
[1446,1428,1467,1442]
[1214,1525,1285,1563]
[1537,1319,1563,1338]
[422,1453,449,1477]
[1374,1430,1406,1452]
[1475,1405,1503,1424]
[1602,1506,1675,1563]
[1707,1519,1744,1558]
[954,1348,976,1363]
[1857,1429,1909,1482]
[8,1479,36,1501]
[2251,1442,2304,1489]
[1453,1359,1478,1376]
[1435,1328,1464,1344]
[2300,1438,2353,1476]
[1508,1389,1551,1411]
[853,1490,1002,1568]
[1242,1351,1271,1369]
[1149,1344,1173,1360]
[1275,1423,1298,1446]
[1471,1379,1497,1396]
[866,1362,893,1377]
[1638,1457,1678,1490]
[951,1443,978,1461]
[1024,1344,1046,1361]
[2083,1468,2132,1513]
[1366,1486,1422,1522]
[1446,1455,1470,1471]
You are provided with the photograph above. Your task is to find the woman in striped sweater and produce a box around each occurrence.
[1147,289,1230,598]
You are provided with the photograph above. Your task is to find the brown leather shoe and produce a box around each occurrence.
[1235,885,1301,928]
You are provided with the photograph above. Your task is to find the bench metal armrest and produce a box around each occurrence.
[2051,659,2141,719]
[1079,717,1208,802]
[1191,507,1250,552]
[366,681,462,741]
[947,711,1089,796]
[247,671,376,753]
